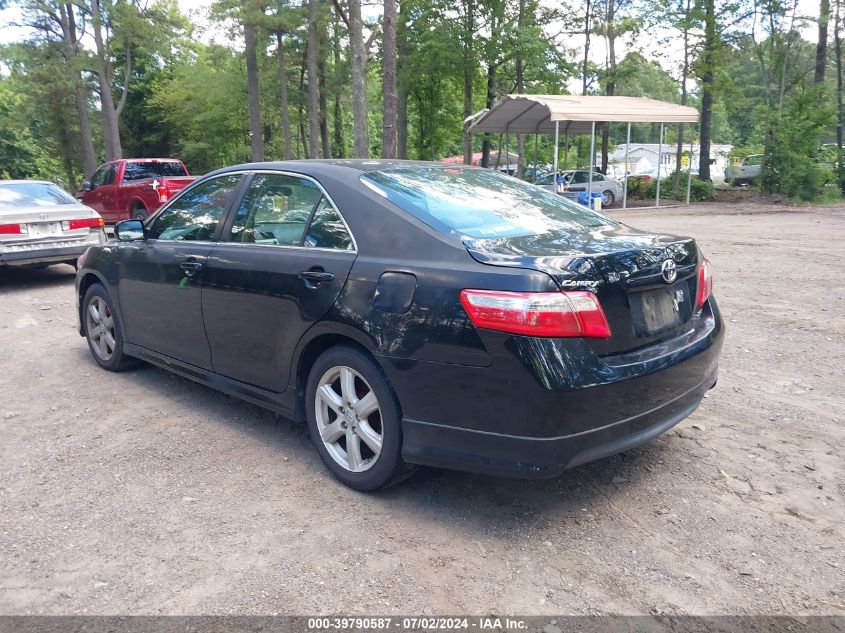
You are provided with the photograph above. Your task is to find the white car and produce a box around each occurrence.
[0,180,106,268]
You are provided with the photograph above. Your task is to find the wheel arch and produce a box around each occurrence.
[292,326,386,423]
[129,197,149,216]
[77,270,109,335]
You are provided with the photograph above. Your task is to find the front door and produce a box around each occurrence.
[118,173,244,369]
[201,172,357,392]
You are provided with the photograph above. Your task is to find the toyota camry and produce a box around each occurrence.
[75,160,723,491]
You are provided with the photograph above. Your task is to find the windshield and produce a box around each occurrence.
[0,182,76,208]
[361,167,615,239]
[123,161,188,181]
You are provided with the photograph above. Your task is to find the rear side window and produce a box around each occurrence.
[123,161,188,181]
[230,173,321,245]
[304,198,354,250]
[361,167,614,240]
[148,174,241,241]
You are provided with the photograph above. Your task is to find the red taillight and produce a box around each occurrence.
[459,289,612,338]
[696,258,713,309]
[63,217,105,231]
[0,223,27,235]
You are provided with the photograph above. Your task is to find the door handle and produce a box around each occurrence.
[298,269,335,289]
[180,261,203,277]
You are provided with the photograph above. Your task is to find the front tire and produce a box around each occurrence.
[305,345,410,491]
[602,190,616,206]
[82,283,137,371]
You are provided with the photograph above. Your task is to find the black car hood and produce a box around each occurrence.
[462,223,699,290]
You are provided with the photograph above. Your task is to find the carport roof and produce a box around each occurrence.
[468,95,700,135]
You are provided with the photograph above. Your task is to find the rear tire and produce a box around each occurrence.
[602,190,615,206]
[82,283,138,372]
[305,345,411,491]
[132,204,149,222]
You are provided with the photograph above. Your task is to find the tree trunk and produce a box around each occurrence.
[62,4,97,178]
[244,23,263,161]
[319,50,331,158]
[382,0,398,158]
[836,0,844,192]
[349,0,369,158]
[582,0,591,95]
[816,0,830,84]
[277,33,292,160]
[698,0,715,181]
[332,18,345,158]
[601,0,616,174]
[672,0,691,197]
[90,0,122,161]
[480,63,496,168]
[397,2,408,159]
[306,0,321,159]
[462,0,475,164]
[515,0,526,178]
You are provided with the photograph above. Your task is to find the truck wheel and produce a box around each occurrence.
[132,204,149,221]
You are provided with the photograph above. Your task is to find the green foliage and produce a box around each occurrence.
[640,174,716,202]
[761,88,835,201]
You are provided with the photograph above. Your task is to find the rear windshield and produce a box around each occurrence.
[0,182,76,207]
[123,161,188,181]
[361,166,615,239]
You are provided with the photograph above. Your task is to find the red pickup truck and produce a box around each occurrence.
[80,158,195,224]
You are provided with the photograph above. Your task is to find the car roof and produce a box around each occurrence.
[123,158,184,163]
[207,159,468,179]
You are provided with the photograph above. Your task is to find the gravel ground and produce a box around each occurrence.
[0,202,842,616]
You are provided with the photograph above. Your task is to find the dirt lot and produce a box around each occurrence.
[0,202,842,616]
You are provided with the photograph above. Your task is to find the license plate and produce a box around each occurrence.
[27,222,62,238]
[631,282,692,336]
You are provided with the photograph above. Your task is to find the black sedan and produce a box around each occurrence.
[75,160,723,491]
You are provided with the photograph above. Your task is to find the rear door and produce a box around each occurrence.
[201,171,357,392]
[118,173,244,368]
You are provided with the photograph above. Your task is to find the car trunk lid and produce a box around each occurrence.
[463,223,700,355]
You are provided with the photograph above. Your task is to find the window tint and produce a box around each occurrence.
[230,173,321,245]
[148,174,241,241]
[304,198,354,250]
[123,161,188,181]
[362,166,613,240]
[105,164,117,185]
[568,171,588,184]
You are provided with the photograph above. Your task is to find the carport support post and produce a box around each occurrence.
[622,122,631,209]
[686,124,694,205]
[552,121,560,182]
[533,133,539,180]
[588,121,596,197]
[655,123,664,208]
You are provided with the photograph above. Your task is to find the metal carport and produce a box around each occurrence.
[467,94,700,208]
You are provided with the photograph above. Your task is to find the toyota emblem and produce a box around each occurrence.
[661,259,677,284]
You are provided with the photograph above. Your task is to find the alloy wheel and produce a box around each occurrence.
[314,365,383,473]
[86,295,116,361]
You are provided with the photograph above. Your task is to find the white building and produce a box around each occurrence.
[606,143,733,182]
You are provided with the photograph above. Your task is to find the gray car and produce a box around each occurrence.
[560,170,624,206]
[725,154,762,186]
[0,180,105,268]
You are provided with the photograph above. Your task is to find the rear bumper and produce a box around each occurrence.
[382,300,724,478]
[0,240,97,267]
[401,367,716,478]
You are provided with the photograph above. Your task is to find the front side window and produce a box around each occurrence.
[230,173,321,245]
[304,198,354,250]
[148,174,242,241]
[362,166,614,240]
[91,166,109,188]
[105,164,118,185]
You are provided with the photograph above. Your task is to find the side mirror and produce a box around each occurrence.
[115,219,145,242]
[82,180,93,191]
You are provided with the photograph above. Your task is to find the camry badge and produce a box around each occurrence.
[661,259,677,284]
